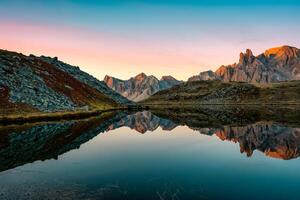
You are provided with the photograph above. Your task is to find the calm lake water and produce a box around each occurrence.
[0,108,300,200]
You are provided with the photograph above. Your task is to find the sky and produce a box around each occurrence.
[0,0,300,81]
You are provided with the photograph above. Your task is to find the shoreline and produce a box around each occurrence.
[0,106,143,125]
[141,103,300,107]
[1,103,299,125]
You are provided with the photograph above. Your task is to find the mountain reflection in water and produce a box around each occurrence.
[0,107,300,173]
[1,107,300,200]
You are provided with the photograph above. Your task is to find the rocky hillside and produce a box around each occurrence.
[189,46,300,83]
[40,56,131,105]
[104,73,182,102]
[142,80,300,105]
[0,49,131,117]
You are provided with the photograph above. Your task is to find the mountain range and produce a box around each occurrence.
[1,45,299,120]
[106,111,177,133]
[105,45,300,102]
[189,45,300,83]
[104,73,182,102]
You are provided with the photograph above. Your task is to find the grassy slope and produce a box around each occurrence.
[141,80,300,105]
[0,50,128,121]
[29,57,120,110]
[0,108,128,124]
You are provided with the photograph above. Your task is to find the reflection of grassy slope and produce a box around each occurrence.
[151,106,300,128]
[142,80,300,105]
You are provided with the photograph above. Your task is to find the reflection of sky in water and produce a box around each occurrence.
[1,124,300,199]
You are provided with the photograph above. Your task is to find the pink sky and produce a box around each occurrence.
[1,20,299,81]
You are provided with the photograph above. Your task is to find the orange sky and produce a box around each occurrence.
[1,18,299,81]
[0,21,215,80]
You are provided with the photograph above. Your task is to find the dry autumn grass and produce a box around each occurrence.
[142,80,300,106]
[0,106,127,124]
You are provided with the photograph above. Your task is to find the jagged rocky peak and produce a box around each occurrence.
[188,70,220,81]
[159,75,182,90]
[189,45,300,83]
[103,73,181,102]
[103,75,111,82]
[103,75,120,88]
[160,75,177,81]
[135,72,147,80]
[239,49,255,65]
[264,45,299,58]
[215,65,227,76]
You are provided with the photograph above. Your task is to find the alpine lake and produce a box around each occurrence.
[0,106,300,200]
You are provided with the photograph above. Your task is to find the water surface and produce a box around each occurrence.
[0,108,300,200]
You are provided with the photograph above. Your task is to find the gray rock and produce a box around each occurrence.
[188,70,220,82]
[104,73,182,102]
[0,52,76,112]
[189,46,300,84]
